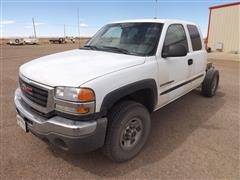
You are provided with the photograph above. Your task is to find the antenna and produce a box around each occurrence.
[154,0,158,19]
[32,18,37,38]
[77,8,80,47]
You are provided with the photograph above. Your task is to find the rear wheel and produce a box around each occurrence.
[102,101,151,162]
[202,69,219,97]
[15,39,20,44]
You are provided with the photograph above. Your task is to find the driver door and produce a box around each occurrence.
[156,24,193,108]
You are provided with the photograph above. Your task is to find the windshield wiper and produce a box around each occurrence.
[102,46,131,55]
[82,45,139,56]
[81,45,99,50]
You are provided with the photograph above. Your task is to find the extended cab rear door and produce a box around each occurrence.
[185,24,207,88]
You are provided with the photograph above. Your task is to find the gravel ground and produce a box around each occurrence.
[0,44,239,179]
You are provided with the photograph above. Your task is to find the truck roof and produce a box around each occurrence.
[111,18,197,26]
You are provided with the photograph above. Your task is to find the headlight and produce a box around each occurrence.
[54,87,95,116]
[55,87,95,102]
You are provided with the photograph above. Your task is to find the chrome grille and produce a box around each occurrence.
[19,78,48,107]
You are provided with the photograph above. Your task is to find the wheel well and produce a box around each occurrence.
[100,79,158,115]
[123,89,155,112]
[104,88,156,115]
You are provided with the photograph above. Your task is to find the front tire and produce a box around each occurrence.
[102,101,151,162]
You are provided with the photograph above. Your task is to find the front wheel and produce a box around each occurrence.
[102,101,151,162]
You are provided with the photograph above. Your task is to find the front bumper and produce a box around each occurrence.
[14,88,107,153]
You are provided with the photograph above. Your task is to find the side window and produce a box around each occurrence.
[163,24,188,53]
[187,25,202,51]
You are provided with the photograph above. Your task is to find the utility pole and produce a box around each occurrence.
[77,8,80,46]
[32,18,36,38]
[64,24,66,37]
[154,0,158,19]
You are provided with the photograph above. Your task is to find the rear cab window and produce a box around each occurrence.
[187,25,202,51]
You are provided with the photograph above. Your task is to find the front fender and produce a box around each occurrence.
[100,79,158,113]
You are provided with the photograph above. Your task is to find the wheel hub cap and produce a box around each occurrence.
[120,118,143,150]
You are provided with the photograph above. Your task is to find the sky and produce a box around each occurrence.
[0,0,238,38]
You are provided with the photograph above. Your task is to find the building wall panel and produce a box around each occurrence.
[208,5,240,53]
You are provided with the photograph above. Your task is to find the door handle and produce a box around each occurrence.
[188,59,193,65]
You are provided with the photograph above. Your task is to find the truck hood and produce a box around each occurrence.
[20,49,145,87]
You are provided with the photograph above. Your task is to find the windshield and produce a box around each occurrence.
[84,23,163,56]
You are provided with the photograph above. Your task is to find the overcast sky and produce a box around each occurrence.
[0,0,237,38]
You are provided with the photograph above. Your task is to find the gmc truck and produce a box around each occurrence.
[14,19,219,162]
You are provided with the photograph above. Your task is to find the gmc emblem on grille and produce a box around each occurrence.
[21,83,33,95]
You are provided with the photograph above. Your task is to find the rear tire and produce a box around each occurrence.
[15,39,20,44]
[202,69,219,97]
[102,100,151,162]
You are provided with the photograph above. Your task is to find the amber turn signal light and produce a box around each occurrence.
[77,107,90,114]
[78,88,95,102]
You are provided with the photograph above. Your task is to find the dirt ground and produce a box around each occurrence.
[0,44,239,179]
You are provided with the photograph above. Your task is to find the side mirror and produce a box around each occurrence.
[162,44,187,58]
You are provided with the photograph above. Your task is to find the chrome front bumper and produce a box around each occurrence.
[14,88,107,152]
[14,88,99,137]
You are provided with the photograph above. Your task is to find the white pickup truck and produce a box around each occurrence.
[14,19,219,162]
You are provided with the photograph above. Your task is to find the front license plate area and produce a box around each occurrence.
[16,114,27,132]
